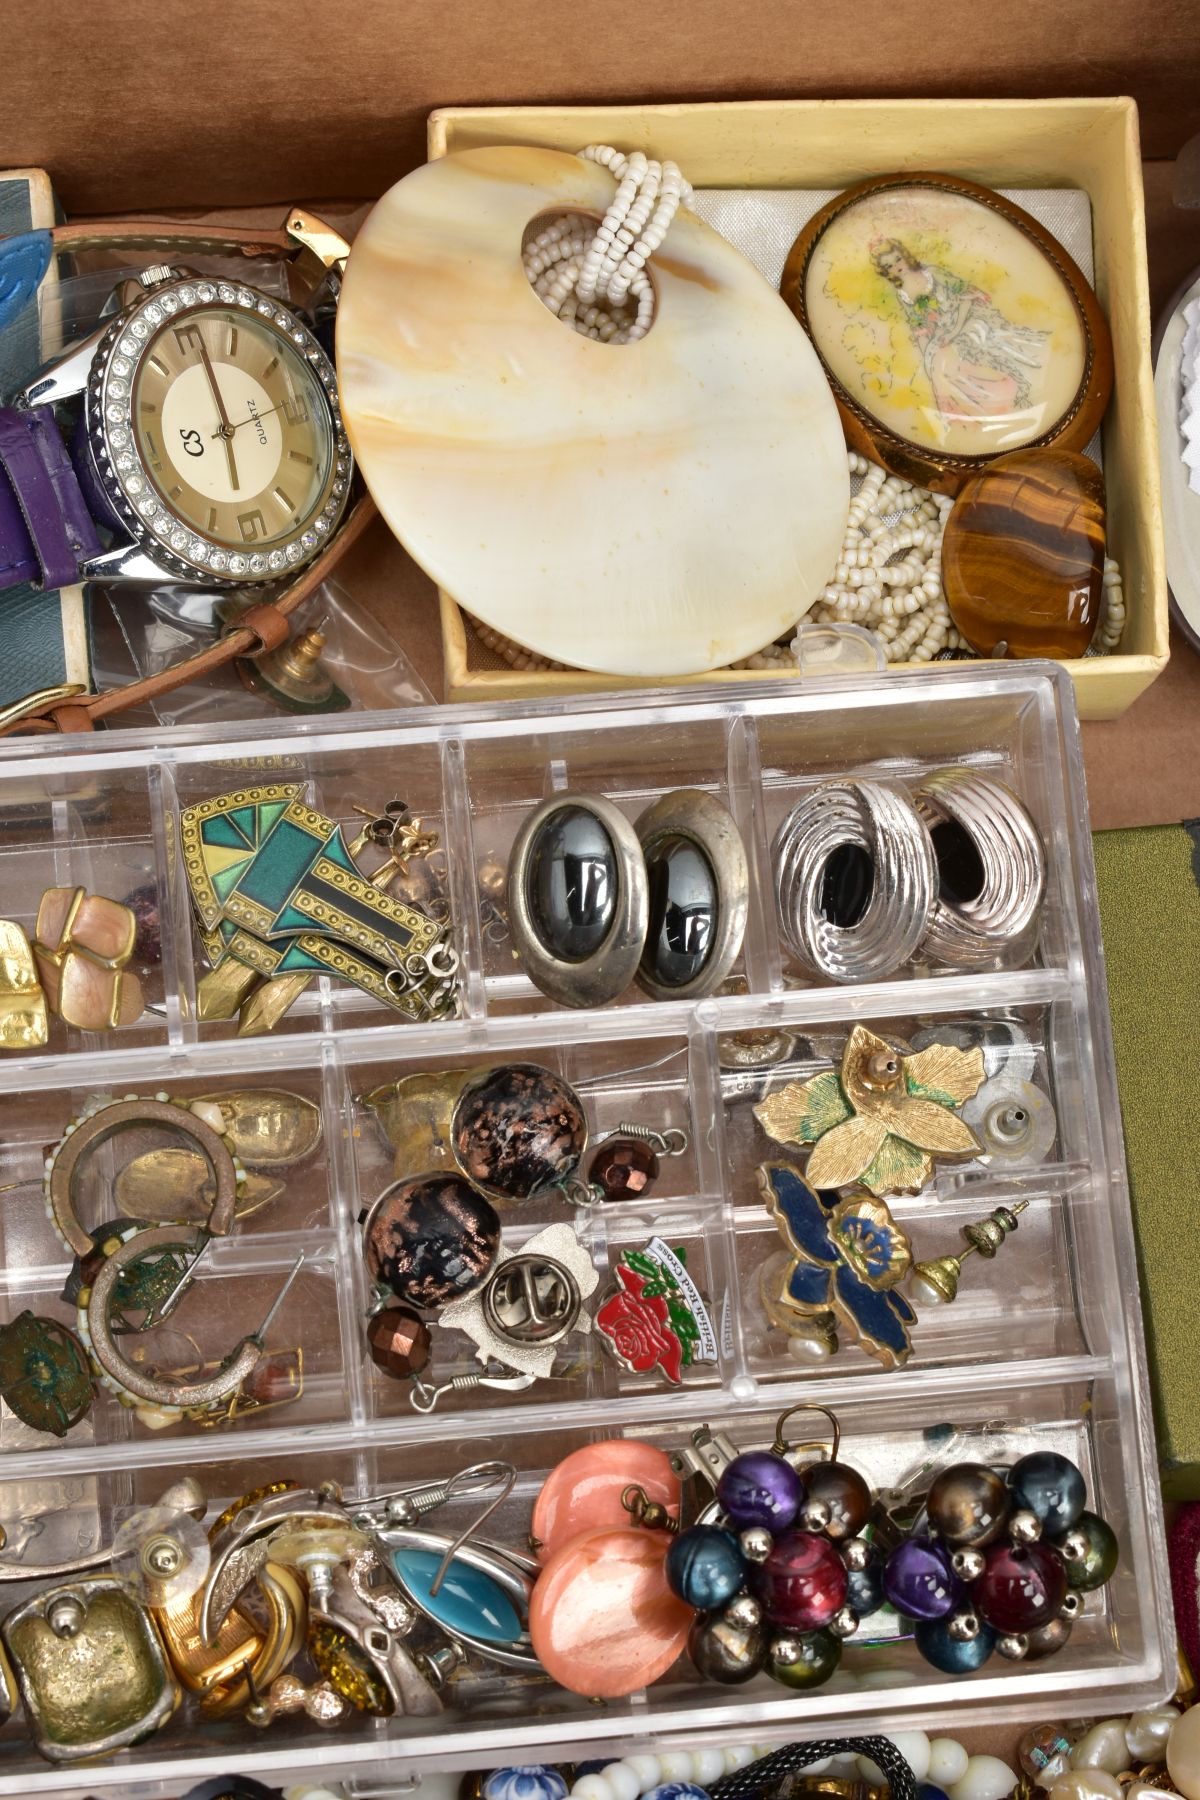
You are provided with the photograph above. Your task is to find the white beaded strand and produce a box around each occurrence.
[733,452,1127,670]
[523,144,693,345]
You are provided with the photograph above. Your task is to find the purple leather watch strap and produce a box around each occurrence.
[0,405,102,591]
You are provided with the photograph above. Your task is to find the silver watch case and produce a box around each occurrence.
[20,271,352,587]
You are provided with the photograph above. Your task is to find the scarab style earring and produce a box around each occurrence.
[361,1061,688,1207]
[772,780,935,984]
[507,791,649,1007]
[911,768,1046,970]
[112,1086,323,1227]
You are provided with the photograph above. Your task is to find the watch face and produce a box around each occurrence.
[92,275,352,582]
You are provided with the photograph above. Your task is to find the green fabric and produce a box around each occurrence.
[1093,821,1200,1497]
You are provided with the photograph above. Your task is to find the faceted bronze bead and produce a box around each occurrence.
[366,1306,432,1379]
[589,1136,659,1201]
[942,448,1105,660]
[800,1461,871,1541]
[927,1461,1011,1548]
[453,1063,586,1202]
[364,1173,500,1309]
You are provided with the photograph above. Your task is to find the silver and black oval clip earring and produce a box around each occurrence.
[506,791,648,1007]
[772,778,935,984]
[634,789,749,1001]
[911,768,1046,970]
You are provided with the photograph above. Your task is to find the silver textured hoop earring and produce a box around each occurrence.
[772,778,935,983]
[911,768,1046,969]
[506,791,648,1007]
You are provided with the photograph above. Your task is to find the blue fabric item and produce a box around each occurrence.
[0,230,51,336]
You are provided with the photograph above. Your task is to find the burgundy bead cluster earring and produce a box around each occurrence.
[665,1404,879,1691]
[883,1449,1118,1672]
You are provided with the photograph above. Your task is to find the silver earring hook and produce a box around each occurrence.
[428,1462,516,1599]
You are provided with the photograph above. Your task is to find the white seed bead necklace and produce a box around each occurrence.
[516,152,1125,669]
[523,145,693,344]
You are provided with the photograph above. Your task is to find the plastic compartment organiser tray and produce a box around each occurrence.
[0,665,1170,1800]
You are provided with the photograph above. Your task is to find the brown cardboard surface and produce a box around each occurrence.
[4,0,1200,212]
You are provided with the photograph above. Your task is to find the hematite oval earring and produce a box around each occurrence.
[910,768,1046,969]
[506,791,648,1007]
[634,788,749,1001]
[772,779,936,983]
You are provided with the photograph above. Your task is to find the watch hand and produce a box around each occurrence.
[211,397,290,437]
[195,336,240,492]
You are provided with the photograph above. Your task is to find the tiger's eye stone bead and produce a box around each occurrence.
[1055,1511,1119,1592]
[800,1461,871,1541]
[453,1064,586,1201]
[688,1609,768,1684]
[589,1137,659,1201]
[364,1173,500,1309]
[975,1540,1068,1634]
[942,449,1105,660]
[748,1529,849,1630]
[366,1306,432,1379]
[927,1462,1011,1548]
[527,805,617,962]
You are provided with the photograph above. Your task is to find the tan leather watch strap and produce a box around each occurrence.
[2,493,377,737]
[50,220,297,259]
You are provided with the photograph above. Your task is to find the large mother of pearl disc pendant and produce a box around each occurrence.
[337,146,849,676]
